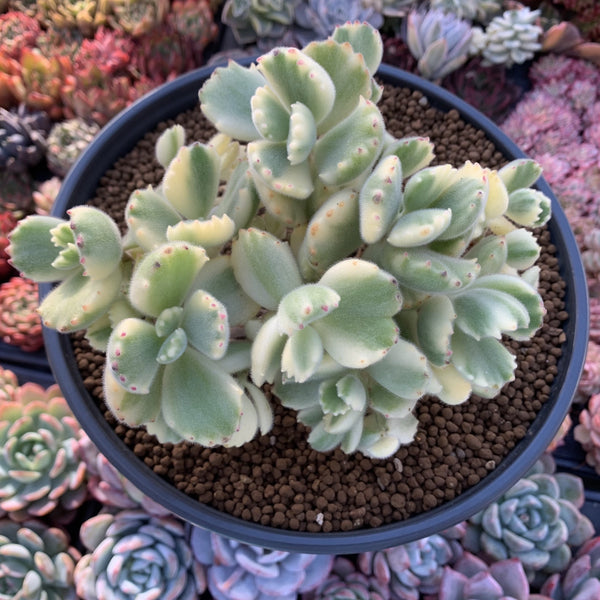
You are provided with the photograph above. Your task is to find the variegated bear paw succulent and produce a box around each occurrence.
[0,382,87,521]
[74,509,205,600]
[463,459,595,585]
[357,531,463,600]
[0,518,80,600]
[8,22,553,458]
[190,526,333,600]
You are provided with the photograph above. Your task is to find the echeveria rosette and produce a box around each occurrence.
[0,518,81,600]
[358,533,462,599]
[199,22,386,227]
[540,537,600,600]
[74,509,205,600]
[463,465,595,585]
[190,526,333,600]
[7,205,123,334]
[0,383,88,522]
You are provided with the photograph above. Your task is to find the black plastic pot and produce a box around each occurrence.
[41,62,589,554]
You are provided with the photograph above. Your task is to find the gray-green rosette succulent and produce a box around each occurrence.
[0,383,87,521]
[8,22,553,459]
[190,526,333,600]
[0,518,80,600]
[74,509,205,600]
[463,461,595,584]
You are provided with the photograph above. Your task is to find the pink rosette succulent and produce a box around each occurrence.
[574,394,600,474]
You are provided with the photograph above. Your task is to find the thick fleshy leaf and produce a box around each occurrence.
[248,140,313,199]
[252,175,308,227]
[251,315,286,386]
[231,228,302,310]
[182,289,229,360]
[417,38,449,79]
[103,368,161,426]
[277,284,340,335]
[6,215,68,282]
[162,348,243,446]
[155,124,186,168]
[256,47,335,125]
[484,168,510,220]
[162,143,221,219]
[505,229,540,270]
[128,242,208,317]
[38,268,122,332]
[157,327,188,364]
[384,136,435,179]
[274,377,321,410]
[403,164,458,212]
[167,214,235,248]
[297,188,362,280]
[106,318,162,394]
[416,294,455,366]
[367,338,439,400]
[430,364,472,405]
[314,97,384,186]
[451,329,517,393]
[199,61,264,141]
[225,393,258,447]
[331,22,383,75]
[281,326,324,383]
[303,37,372,132]
[125,187,181,251]
[506,188,552,227]
[464,235,508,276]
[454,288,530,340]
[387,208,451,248]
[368,380,418,418]
[286,102,316,165]
[250,85,290,142]
[498,159,543,193]
[244,381,273,435]
[359,155,403,244]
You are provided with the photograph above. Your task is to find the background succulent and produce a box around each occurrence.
[0,10,41,59]
[105,0,169,37]
[0,518,80,600]
[0,104,51,173]
[74,509,205,600]
[32,175,62,215]
[191,526,333,600]
[0,365,18,401]
[430,0,502,24]
[0,275,44,352]
[574,393,600,474]
[37,0,109,36]
[0,210,18,282]
[45,117,100,176]
[404,7,473,80]
[0,382,88,521]
[463,457,595,584]
[358,532,463,599]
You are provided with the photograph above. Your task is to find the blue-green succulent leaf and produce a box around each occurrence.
[251,85,290,142]
[384,136,435,179]
[281,325,324,383]
[277,284,340,335]
[287,102,316,165]
[498,158,543,193]
[387,208,452,248]
[331,21,383,75]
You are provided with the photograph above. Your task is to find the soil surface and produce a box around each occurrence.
[71,82,567,533]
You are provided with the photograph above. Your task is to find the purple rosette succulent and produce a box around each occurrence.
[190,526,333,600]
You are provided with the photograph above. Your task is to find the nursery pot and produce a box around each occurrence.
[41,62,589,554]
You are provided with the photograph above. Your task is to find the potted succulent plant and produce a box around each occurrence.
[8,23,588,552]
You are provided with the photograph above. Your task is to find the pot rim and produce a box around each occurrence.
[41,61,590,553]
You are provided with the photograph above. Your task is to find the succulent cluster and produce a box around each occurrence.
[8,22,552,458]
[0,382,88,521]
[574,394,600,474]
[191,526,333,600]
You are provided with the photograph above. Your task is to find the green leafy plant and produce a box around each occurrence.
[8,22,552,459]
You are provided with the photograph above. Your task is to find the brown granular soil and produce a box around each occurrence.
[71,83,567,533]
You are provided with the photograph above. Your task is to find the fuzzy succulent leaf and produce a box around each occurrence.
[287,102,316,165]
[451,329,516,395]
[506,188,552,228]
[313,96,384,186]
[298,188,362,280]
[162,142,221,220]
[107,318,162,393]
[125,187,181,251]
[331,21,383,75]
[128,242,208,317]
[431,363,472,405]
[231,228,302,310]
[403,164,459,212]
[281,325,324,383]
[199,61,264,142]
[277,284,340,335]
[248,140,314,200]
[416,294,455,366]
[464,235,508,276]
[359,154,403,244]
[369,380,419,418]
[388,208,452,248]
[167,214,236,248]
[162,348,243,446]
[7,215,72,282]
[505,229,540,270]
[39,268,122,332]
[256,46,336,127]
[251,314,286,386]
[367,337,439,400]
[498,158,543,194]
[384,136,436,179]
[302,37,372,133]
[181,289,229,360]
[252,175,309,227]
[250,85,290,142]
[155,123,185,168]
